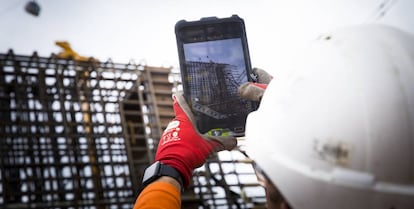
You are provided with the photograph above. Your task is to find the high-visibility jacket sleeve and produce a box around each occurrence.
[133,181,181,209]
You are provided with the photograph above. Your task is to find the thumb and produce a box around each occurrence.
[172,93,197,124]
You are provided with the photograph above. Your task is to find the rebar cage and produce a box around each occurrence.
[0,50,266,209]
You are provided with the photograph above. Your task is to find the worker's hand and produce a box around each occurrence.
[155,94,237,188]
[238,68,273,102]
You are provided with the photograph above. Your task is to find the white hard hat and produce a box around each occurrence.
[245,24,414,209]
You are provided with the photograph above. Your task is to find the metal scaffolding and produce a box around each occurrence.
[0,50,266,209]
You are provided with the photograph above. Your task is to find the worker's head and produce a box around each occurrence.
[245,24,414,209]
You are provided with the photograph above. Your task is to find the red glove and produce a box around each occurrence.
[155,94,237,188]
[238,68,273,101]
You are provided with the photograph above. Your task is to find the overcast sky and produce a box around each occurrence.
[1,0,413,76]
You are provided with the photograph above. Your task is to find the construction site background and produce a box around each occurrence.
[0,50,266,209]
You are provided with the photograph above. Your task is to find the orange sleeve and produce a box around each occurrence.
[133,181,181,209]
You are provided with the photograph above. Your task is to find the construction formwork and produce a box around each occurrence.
[0,51,266,209]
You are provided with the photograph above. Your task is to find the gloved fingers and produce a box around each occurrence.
[253,67,273,84]
[239,68,273,101]
[238,82,266,102]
